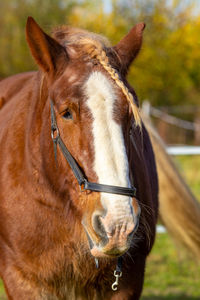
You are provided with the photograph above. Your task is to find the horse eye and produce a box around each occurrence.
[62,110,73,120]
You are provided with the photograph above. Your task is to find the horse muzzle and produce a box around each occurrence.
[83,198,141,258]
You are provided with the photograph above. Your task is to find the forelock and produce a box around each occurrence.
[52,26,111,50]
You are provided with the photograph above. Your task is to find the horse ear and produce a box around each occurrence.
[113,23,145,75]
[26,17,67,74]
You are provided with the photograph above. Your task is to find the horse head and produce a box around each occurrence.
[26,17,145,259]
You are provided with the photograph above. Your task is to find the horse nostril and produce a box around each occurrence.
[128,218,139,237]
[92,212,107,238]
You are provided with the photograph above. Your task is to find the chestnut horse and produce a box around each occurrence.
[0,17,158,299]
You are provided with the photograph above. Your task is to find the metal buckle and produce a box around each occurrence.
[51,126,60,142]
[51,126,60,164]
[79,179,87,192]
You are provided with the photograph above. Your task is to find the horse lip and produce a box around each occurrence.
[82,223,130,258]
[90,244,128,258]
[81,217,139,258]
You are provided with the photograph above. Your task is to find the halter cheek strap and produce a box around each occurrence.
[50,100,137,198]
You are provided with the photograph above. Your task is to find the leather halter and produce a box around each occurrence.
[50,100,136,197]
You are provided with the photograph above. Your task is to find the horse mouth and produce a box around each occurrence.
[90,244,129,258]
[82,204,140,258]
[82,223,132,259]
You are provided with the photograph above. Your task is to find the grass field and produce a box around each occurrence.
[141,155,200,299]
[174,155,200,202]
[141,233,200,300]
[0,156,199,299]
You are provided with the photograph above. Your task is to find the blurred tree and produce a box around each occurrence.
[68,0,200,106]
[0,0,200,107]
[111,0,200,106]
[0,0,78,76]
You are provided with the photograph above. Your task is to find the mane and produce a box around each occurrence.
[52,26,141,127]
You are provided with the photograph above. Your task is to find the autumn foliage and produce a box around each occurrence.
[0,0,200,106]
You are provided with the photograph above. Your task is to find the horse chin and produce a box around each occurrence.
[90,245,129,259]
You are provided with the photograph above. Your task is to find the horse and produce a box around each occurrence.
[0,17,158,299]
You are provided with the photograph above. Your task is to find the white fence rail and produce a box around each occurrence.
[156,225,167,233]
[167,146,200,155]
[142,101,200,132]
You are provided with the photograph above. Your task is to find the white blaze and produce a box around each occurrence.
[85,72,132,222]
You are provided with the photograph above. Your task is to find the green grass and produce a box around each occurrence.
[141,233,200,299]
[174,155,200,201]
[0,281,6,300]
[0,156,199,299]
[141,155,200,299]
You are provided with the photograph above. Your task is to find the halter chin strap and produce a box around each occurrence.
[50,100,136,197]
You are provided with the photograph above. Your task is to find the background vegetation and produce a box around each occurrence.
[0,0,199,299]
[1,0,200,108]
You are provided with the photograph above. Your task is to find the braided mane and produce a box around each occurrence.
[53,26,141,127]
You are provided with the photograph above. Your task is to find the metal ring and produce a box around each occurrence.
[51,127,60,140]
[114,271,122,277]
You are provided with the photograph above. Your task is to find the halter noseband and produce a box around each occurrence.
[50,100,136,198]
